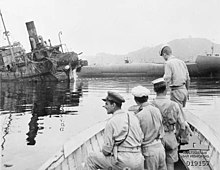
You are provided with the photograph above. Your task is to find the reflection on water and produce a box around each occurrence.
[1,81,84,148]
[0,77,220,170]
[0,81,83,115]
[193,77,220,96]
[1,114,12,151]
[188,77,220,107]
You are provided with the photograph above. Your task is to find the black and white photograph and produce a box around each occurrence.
[1,0,220,170]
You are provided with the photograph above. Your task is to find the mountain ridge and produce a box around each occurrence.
[83,38,220,65]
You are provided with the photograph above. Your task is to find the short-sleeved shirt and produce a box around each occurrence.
[135,102,164,146]
[163,55,190,87]
[102,109,143,153]
[152,96,185,131]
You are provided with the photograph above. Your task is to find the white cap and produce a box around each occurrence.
[159,44,170,56]
[64,65,70,70]
[131,85,150,97]
[152,77,165,85]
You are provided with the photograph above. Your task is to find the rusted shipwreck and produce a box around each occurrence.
[0,12,81,82]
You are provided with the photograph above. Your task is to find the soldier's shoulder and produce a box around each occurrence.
[148,104,161,112]
[170,100,180,107]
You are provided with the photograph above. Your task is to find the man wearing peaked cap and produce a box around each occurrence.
[159,44,171,57]
[130,86,166,170]
[102,91,125,105]
[159,43,190,109]
[159,42,191,149]
[87,91,144,169]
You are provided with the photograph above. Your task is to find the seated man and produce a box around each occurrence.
[87,91,144,170]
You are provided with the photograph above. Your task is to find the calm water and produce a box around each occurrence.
[1,77,220,170]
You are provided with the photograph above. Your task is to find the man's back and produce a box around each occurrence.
[151,96,185,131]
[135,103,166,170]
[103,110,144,169]
[105,110,143,148]
[135,103,163,145]
[164,56,190,87]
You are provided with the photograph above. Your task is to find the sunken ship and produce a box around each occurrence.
[0,12,82,82]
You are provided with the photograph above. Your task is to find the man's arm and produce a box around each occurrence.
[102,123,114,156]
[184,63,190,90]
[175,102,193,136]
[186,79,190,90]
[163,63,172,87]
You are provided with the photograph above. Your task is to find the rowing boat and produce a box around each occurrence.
[38,110,220,170]
[38,121,106,170]
[179,110,220,170]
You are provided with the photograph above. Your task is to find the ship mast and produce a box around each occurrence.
[211,43,214,56]
[0,10,15,63]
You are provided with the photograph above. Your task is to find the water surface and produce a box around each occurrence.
[1,77,220,170]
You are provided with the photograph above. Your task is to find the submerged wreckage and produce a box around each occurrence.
[0,12,83,82]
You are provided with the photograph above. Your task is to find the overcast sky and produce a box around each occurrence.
[1,0,220,55]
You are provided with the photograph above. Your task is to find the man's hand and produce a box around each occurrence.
[102,149,111,156]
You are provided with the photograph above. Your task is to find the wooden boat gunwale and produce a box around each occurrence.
[38,120,106,170]
[38,110,220,170]
[181,110,220,170]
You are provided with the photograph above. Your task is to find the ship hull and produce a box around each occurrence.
[0,51,78,82]
[195,55,220,77]
[0,71,72,82]
[0,20,80,82]
[77,63,164,78]
[77,55,220,78]
[0,66,76,82]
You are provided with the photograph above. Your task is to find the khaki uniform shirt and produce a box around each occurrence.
[102,109,143,153]
[152,96,185,131]
[136,102,164,146]
[163,55,190,87]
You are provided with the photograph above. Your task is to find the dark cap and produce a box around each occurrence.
[159,44,171,56]
[102,91,125,104]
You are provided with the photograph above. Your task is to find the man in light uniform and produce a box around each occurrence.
[87,91,144,170]
[130,86,167,170]
[159,44,190,109]
[152,78,186,170]
[159,44,192,144]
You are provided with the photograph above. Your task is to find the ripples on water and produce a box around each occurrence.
[1,77,220,170]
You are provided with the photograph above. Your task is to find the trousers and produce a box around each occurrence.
[86,151,144,170]
[142,142,167,170]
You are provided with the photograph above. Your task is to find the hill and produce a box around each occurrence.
[83,38,220,65]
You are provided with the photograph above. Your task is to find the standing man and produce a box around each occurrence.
[87,91,144,170]
[159,44,192,144]
[130,86,167,170]
[159,44,190,110]
[151,78,186,170]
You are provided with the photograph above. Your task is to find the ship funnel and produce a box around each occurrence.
[26,21,39,50]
